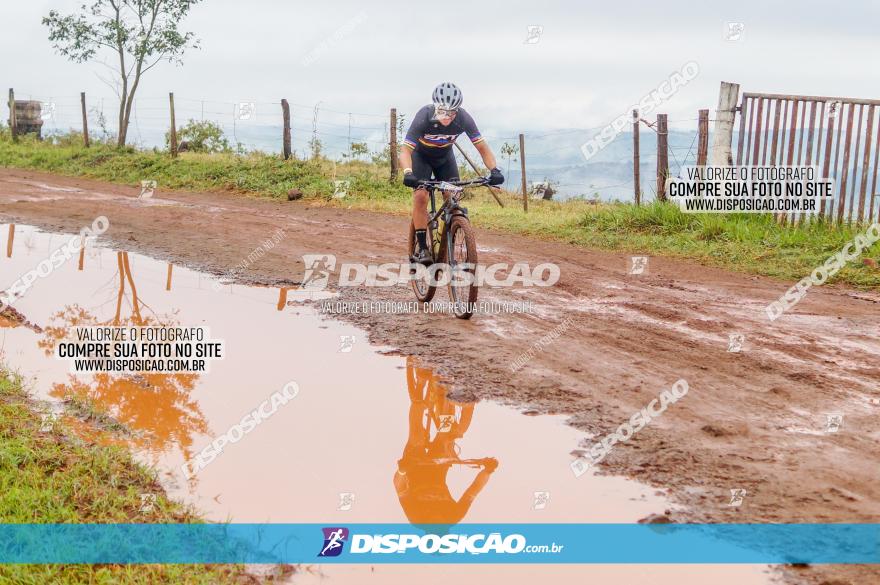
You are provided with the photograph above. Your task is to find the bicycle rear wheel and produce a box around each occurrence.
[446,216,478,319]
[408,221,437,303]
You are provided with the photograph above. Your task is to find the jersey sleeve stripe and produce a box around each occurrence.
[403,138,417,149]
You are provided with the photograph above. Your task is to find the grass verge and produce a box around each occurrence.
[0,365,255,584]
[1,130,878,287]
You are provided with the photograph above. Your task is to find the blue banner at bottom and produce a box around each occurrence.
[0,523,877,564]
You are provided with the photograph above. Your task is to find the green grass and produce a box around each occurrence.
[1,129,878,287]
[553,202,880,286]
[59,391,134,436]
[0,367,255,584]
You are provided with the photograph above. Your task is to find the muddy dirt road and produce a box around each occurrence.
[1,168,878,584]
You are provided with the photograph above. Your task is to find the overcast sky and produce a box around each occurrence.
[3,0,879,139]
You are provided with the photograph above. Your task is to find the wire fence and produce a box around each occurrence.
[10,86,879,226]
[7,90,712,203]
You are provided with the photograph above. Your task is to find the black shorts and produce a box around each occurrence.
[411,149,459,182]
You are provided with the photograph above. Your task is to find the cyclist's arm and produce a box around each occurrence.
[460,109,498,171]
[474,140,498,171]
[457,460,497,507]
[399,146,414,174]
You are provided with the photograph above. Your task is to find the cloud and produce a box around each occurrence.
[4,0,877,137]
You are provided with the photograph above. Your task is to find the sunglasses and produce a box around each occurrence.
[434,107,458,119]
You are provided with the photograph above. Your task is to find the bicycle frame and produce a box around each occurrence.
[418,178,487,260]
[409,177,487,318]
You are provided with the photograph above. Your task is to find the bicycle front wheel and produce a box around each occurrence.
[446,216,478,319]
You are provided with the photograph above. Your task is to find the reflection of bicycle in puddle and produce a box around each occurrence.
[394,357,497,526]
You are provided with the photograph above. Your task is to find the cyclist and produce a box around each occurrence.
[394,357,497,526]
[400,82,504,265]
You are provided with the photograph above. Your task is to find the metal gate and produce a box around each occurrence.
[735,92,880,224]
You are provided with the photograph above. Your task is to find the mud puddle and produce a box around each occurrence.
[0,223,774,584]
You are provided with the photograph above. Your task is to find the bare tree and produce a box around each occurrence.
[43,0,201,147]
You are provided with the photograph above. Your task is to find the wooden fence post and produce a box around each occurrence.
[277,288,289,311]
[389,108,399,181]
[8,88,17,141]
[697,109,709,166]
[81,92,90,148]
[519,133,527,212]
[6,224,14,258]
[281,99,291,160]
[169,92,178,157]
[656,114,669,201]
[710,81,740,166]
[633,109,640,205]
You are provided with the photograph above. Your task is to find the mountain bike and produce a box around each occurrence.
[408,177,488,319]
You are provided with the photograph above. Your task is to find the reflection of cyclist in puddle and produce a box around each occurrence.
[394,357,497,526]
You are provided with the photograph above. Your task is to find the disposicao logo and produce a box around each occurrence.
[318,527,349,557]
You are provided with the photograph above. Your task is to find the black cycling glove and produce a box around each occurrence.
[403,172,420,188]
[489,168,504,186]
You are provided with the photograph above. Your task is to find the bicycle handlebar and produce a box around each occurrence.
[416,177,490,189]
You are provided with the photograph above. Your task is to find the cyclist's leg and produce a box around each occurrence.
[411,150,432,231]
[432,149,460,181]
[432,149,459,202]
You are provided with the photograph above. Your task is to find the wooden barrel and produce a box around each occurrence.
[10,100,44,139]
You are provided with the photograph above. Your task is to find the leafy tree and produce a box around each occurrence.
[349,141,369,160]
[397,114,406,142]
[43,0,202,147]
[165,119,230,153]
[500,142,519,177]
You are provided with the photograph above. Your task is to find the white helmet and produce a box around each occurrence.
[432,82,463,111]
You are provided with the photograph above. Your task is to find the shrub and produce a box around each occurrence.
[164,119,230,153]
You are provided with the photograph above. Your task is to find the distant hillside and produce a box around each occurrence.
[494,128,700,202]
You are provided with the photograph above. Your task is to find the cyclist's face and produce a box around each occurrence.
[434,108,457,126]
